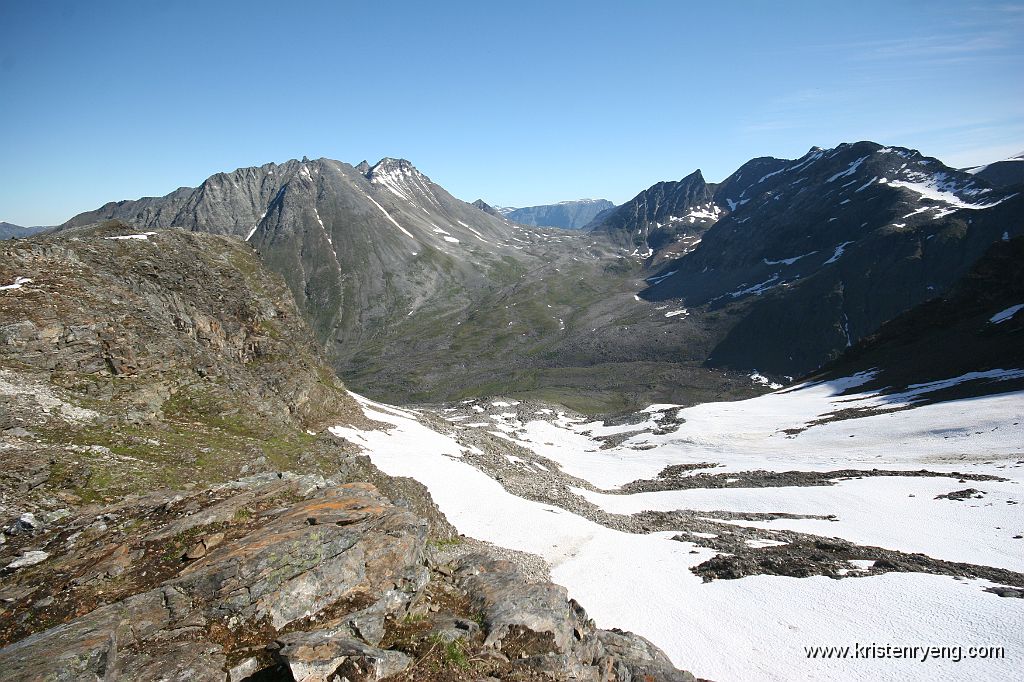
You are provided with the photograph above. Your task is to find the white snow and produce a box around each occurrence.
[486,371,1024,488]
[763,251,817,266]
[966,156,1024,175]
[730,274,781,298]
[826,156,869,183]
[461,223,491,244]
[105,232,156,241]
[989,304,1023,324]
[854,176,877,193]
[443,235,461,244]
[824,241,853,265]
[369,161,440,209]
[245,210,269,241]
[672,203,722,223]
[758,166,789,184]
[750,371,783,390]
[745,538,788,549]
[578,474,1024,572]
[645,271,677,286]
[0,276,33,291]
[879,175,1015,211]
[330,382,1024,682]
[364,194,416,240]
[664,309,689,318]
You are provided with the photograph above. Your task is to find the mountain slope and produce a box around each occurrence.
[0,222,49,240]
[0,221,361,499]
[640,141,1021,375]
[503,199,615,229]
[816,235,1024,397]
[964,151,1024,189]
[63,157,532,346]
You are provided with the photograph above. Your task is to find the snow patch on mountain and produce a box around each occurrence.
[989,304,1024,324]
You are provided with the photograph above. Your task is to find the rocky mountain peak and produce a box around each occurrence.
[472,199,503,217]
[681,168,705,183]
[366,157,420,179]
[586,168,716,259]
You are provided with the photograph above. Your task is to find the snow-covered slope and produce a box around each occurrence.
[329,377,1024,681]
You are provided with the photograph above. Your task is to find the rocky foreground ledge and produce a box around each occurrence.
[0,471,695,681]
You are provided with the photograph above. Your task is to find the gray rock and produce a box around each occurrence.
[6,550,49,569]
[276,629,412,682]
[171,483,427,629]
[597,628,697,682]
[0,588,172,680]
[116,640,226,682]
[227,656,261,681]
[6,512,39,535]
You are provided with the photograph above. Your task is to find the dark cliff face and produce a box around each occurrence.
[504,199,615,229]
[472,198,504,216]
[814,235,1024,397]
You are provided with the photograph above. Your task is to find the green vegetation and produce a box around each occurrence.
[429,634,470,669]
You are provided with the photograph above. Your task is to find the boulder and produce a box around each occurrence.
[276,629,412,682]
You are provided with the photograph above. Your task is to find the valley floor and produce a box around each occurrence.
[330,373,1024,681]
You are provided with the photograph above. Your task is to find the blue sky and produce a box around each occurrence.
[2,0,1022,225]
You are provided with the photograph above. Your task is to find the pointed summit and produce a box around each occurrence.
[472,199,503,217]
[367,157,418,177]
[355,160,371,176]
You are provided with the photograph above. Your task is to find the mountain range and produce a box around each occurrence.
[58,141,1022,411]
[0,222,50,240]
[494,199,615,229]
[4,140,1022,682]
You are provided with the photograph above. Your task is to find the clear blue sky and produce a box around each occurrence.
[2,0,1022,225]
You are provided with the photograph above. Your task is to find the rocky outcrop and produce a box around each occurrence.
[0,474,694,681]
[0,223,369,509]
[448,554,695,681]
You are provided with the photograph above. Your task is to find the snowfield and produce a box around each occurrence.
[332,377,1024,681]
